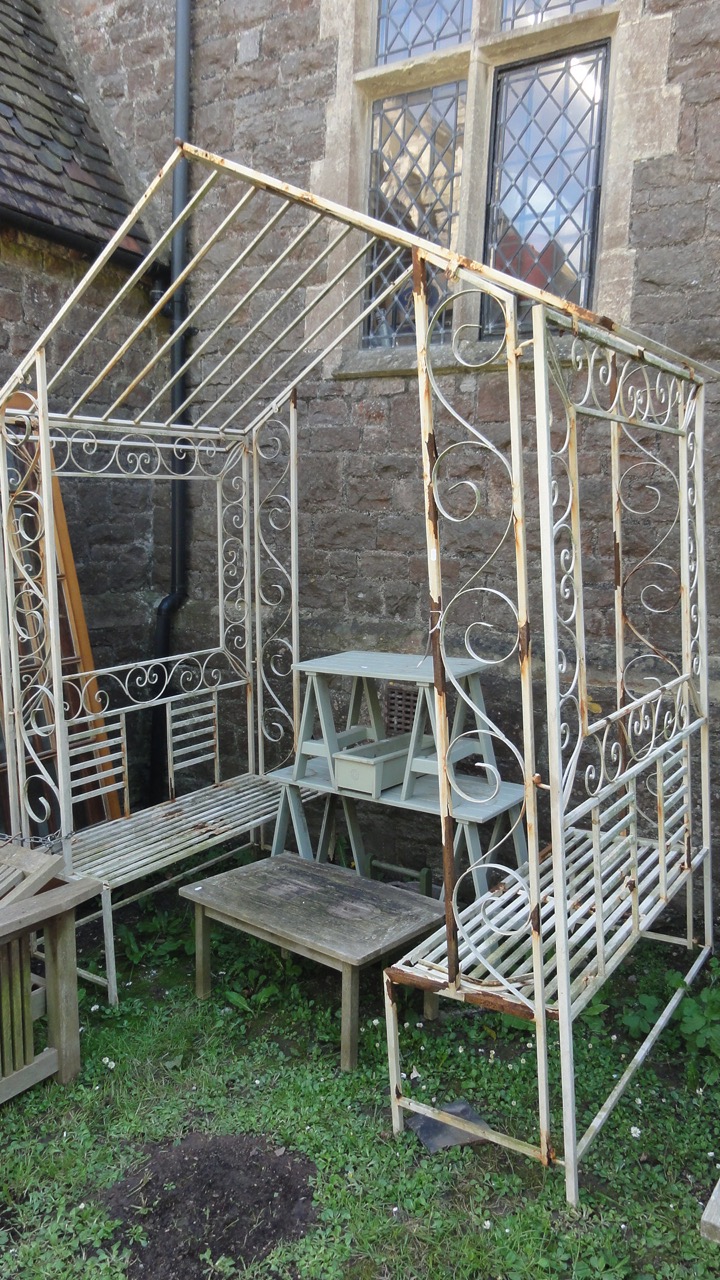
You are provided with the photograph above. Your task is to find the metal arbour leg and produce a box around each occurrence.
[101,884,119,1006]
[532,304,578,1203]
[384,970,404,1134]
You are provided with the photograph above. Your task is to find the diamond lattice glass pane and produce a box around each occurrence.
[484,46,606,331]
[377,0,472,65]
[365,82,465,346]
[502,0,610,31]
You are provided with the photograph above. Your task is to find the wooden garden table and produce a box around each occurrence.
[180,854,443,1070]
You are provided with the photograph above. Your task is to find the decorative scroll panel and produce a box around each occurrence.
[253,417,297,773]
[542,319,702,883]
[427,288,535,1007]
[1,412,61,835]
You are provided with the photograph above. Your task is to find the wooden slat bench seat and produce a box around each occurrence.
[70,773,285,1005]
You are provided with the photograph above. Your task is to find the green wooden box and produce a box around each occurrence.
[333,733,411,800]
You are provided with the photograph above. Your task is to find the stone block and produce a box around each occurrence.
[314,508,376,551]
[630,201,706,249]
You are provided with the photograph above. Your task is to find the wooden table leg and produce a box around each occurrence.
[340,963,360,1071]
[195,903,211,999]
[44,909,81,1084]
[423,990,440,1021]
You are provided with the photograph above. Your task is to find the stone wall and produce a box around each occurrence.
[51,0,335,201]
[630,0,720,836]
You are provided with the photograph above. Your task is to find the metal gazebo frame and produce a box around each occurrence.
[0,143,712,1202]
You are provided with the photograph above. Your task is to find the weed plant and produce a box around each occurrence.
[1,896,719,1279]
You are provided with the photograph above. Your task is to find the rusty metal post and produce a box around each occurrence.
[412,247,458,983]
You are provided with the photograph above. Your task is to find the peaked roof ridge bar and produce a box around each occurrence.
[180,141,717,382]
[0,147,184,405]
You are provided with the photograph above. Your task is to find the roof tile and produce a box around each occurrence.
[0,0,147,253]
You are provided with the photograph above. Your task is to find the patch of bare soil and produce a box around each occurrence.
[101,1132,316,1279]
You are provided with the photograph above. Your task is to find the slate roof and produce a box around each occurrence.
[0,0,146,255]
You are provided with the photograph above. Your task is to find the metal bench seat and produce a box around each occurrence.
[70,772,284,1003]
[387,821,708,1022]
[71,773,283,885]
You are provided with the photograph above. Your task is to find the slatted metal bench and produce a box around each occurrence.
[387,816,702,1022]
[71,771,284,1003]
[50,686,287,1004]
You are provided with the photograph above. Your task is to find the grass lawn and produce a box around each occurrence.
[1,891,719,1279]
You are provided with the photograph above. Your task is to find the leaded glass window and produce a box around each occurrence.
[376,0,472,65]
[365,82,465,345]
[483,45,607,330]
[502,0,610,33]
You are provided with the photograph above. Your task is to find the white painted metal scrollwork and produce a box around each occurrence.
[543,324,699,821]
[253,415,298,773]
[47,420,231,480]
[562,333,684,431]
[61,651,248,723]
[426,289,534,1008]
[220,441,252,674]
[0,409,62,834]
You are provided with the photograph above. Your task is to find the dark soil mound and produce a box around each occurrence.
[101,1132,316,1279]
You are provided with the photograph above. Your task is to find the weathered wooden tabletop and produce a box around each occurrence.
[181,854,443,968]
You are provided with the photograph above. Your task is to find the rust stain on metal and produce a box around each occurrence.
[385,966,448,994]
[384,973,397,1004]
[412,246,424,295]
[530,903,541,935]
[614,534,621,590]
[290,386,297,410]
[518,618,531,666]
[467,990,551,1020]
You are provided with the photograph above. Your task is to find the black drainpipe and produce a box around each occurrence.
[149,0,192,803]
